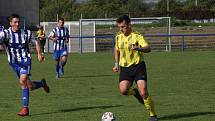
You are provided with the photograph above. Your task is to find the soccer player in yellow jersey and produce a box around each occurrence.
[36,26,46,54]
[112,15,158,121]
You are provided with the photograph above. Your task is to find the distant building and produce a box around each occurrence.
[0,0,39,28]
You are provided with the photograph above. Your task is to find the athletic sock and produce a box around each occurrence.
[32,81,43,89]
[61,61,66,67]
[22,88,29,107]
[60,61,66,73]
[143,96,156,116]
[56,64,60,74]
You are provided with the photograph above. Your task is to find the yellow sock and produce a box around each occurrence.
[143,96,156,116]
[127,88,135,95]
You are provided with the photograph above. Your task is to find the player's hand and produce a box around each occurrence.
[130,44,138,50]
[53,37,58,42]
[38,53,44,62]
[112,62,119,72]
[131,44,143,52]
[112,67,119,72]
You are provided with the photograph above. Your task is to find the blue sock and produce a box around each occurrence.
[60,65,64,73]
[22,88,29,107]
[32,81,43,89]
[56,64,60,74]
[61,61,66,67]
[60,61,66,72]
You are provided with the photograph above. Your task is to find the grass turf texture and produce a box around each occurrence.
[0,51,215,121]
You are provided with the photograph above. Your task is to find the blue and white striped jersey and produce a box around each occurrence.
[49,27,69,51]
[0,27,35,64]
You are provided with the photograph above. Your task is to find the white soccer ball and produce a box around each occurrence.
[101,112,116,121]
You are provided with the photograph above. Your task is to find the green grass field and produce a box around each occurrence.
[0,51,215,121]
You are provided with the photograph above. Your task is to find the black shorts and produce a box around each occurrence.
[119,61,147,83]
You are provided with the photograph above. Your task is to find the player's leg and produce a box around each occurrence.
[16,62,49,116]
[20,61,50,92]
[59,55,67,76]
[27,78,50,93]
[39,40,43,54]
[17,74,29,116]
[135,61,158,121]
[119,65,144,103]
[41,39,46,53]
[118,67,134,96]
[9,64,29,116]
[53,51,60,78]
[119,80,146,104]
[55,59,60,78]
[137,80,158,121]
[119,80,133,95]
[59,49,68,76]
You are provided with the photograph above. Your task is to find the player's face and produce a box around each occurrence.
[10,17,20,32]
[58,20,64,28]
[117,20,131,36]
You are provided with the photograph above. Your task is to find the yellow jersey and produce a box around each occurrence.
[37,29,45,38]
[115,31,149,67]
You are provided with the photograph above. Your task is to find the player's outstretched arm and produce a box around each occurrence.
[48,31,58,42]
[48,32,58,42]
[49,36,58,42]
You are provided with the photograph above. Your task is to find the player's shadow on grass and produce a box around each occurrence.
[159,111,215,120]
[31,105,123,116]
[62,74,114,78]
[60,105,123,112]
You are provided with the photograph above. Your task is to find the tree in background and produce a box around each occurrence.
[39,0,215,22]
[183,0,215,11]
[40,0,77,21]
[39,0,147,21]
[156,0,183,13]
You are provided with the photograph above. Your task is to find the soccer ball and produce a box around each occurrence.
[101,112,116,121]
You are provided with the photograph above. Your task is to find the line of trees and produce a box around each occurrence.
[40,0,215,22]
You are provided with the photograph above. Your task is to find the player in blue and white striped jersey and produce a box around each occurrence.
[0,14,50,116]
[49,17,69,78]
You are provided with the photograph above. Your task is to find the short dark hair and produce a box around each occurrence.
[116,15,131,24]
[9,14,20,22]
[58,17,64,22]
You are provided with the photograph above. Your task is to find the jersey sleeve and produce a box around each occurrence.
[114,35,119,50]
[137,34,148,47]
[48,30,55,38]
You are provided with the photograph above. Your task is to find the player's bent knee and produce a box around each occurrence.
[119,89,129,95]
[19,79,27,85]
[19,80,28,88]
